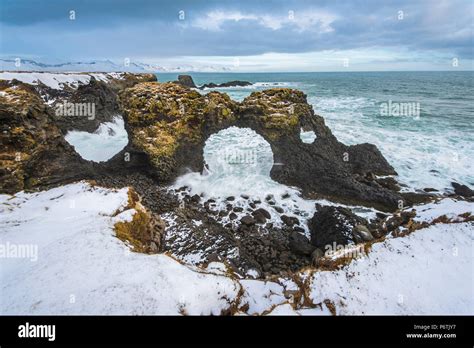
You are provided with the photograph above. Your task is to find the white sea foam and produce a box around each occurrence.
[310,96,474,192]
[300,129,316,143]
[64,116,128,162]
[173,127,318,233]
[253,82,295,87]
[201,81,294,91]
[173,127,378,233]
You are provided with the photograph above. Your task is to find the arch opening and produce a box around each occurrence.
[173,126,316,232]
[64,116,128,162]
[300,128,317,143]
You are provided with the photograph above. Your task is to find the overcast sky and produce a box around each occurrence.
[1,0,473,71]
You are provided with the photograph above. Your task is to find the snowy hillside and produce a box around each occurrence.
[0,58,232,73]
[0,71,126,90]
[0,183,240,315]
[0,182,472,315]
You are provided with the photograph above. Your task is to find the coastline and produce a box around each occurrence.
[0,71,472,315]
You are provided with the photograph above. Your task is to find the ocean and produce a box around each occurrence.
[159,71,473,194]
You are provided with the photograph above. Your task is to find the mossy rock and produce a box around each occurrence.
[114,189,165,253]
[120,82,239,180]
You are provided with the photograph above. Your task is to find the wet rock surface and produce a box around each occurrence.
[199,80,253,89]
[176,74,197,88]
[452,182,474,198]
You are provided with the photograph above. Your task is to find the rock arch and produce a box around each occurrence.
[118,82,402,211]
[0,76,403,211]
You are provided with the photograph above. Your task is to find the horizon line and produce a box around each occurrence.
[1,69,473,74]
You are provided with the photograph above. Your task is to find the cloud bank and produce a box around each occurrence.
[1,0,473,71]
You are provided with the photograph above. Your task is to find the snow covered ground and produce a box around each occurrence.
[309,222,473,314]
[411,198,474,223]
[0,71,124,90]
[0,183,239,315]
[0,182,472,315]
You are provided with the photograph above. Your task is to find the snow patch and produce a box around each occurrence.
[0,72,124,90]
[0,182,240,315]
[411,198,474,223]
[309,222,474,314]
[240,279,287,315]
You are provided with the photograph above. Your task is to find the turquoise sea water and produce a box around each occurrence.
[158,72,474,192]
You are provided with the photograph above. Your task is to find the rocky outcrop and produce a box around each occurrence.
[106,73,157,92]
[53,78,120,133]
[200,80,252,89]
[120,82,402,210]
[452,182,474,198]
[174,74,252,89]
[176,75,197,88]
[114,188,165,253]
[2,71,460,279]
[0,81,97,193]
[48,73,156,133]
[289,232,315,255]
[308,205,372,249]
[119,82,238,181]
[0,73,157,194]
[1,72,403,211]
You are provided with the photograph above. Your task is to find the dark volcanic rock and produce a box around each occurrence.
[240,215,256,226]
[401,192,434,206]
[35,72,156,134]
[0,73,161,194]
[375,176,401,192]
[190,194,200,203]
[252,208,271,224]
[348,144,397,177]
[53,77,120,133]
[452,182,474,197]
[288,232,314,255]
[176,75,197,88]
[308,205,369,249]
[200,80,252,89]
[281,215,299,227]
[274,206,284,213]
[3,72,404,211]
